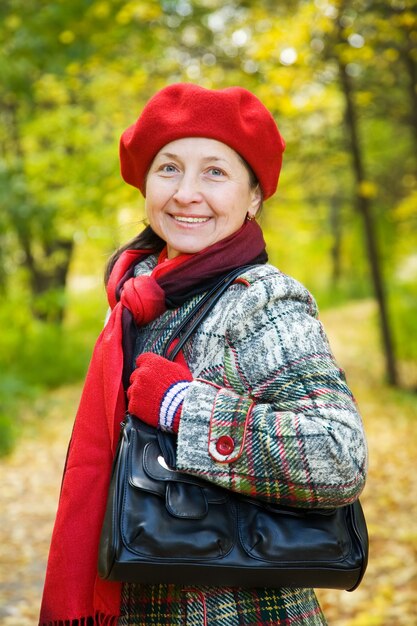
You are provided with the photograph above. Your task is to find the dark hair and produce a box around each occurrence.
[104,157,261,285]
[239,156,259,192]
[104,225,165,285]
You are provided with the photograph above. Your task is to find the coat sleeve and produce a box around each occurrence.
[176,269,368,508]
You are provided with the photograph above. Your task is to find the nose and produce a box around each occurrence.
[173,172,203,205]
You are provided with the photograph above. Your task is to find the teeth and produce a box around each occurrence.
[174,216,209,223]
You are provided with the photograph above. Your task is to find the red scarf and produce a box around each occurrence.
[39,221,266,625]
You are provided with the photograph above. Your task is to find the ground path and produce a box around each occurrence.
[0,300,416,625]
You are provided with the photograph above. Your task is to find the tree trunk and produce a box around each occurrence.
[337,52,398,385]
[2,100,74,323]
[330,197,342,286]
[21,235,74,324]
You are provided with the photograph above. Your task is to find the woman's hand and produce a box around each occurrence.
[127,351,193,433]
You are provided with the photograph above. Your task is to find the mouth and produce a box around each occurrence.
[171,215,211,224]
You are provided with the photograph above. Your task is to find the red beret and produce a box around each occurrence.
[119,83,285,200]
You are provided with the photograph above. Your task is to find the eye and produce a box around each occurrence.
[206,167,225,178]
[158,163,179,175]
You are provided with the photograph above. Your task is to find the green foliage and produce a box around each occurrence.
[0,0,416,450]
[391,281,417,364]
[0,376,23,456]
[0,286,107,455]
[0,290,105,386]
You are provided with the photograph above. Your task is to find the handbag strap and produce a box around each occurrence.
[162,265,255,361]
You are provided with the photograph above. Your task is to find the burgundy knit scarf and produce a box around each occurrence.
[39,220,267,625]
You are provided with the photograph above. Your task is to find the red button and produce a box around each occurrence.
[216,435,235,455]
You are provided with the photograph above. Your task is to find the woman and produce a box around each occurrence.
[39,83,367,625]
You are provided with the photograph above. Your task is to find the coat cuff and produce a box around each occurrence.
[206,385,254,463]
[177,379,253,470]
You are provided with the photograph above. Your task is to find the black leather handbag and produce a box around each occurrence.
[98,267,368,591]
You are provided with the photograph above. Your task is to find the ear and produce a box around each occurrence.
[248,185,262,217]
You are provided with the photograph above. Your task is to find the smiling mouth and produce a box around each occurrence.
[172,216,210,224]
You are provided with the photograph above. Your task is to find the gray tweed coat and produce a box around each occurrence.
[118,258,367,626]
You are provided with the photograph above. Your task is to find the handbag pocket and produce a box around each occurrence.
[238,499,354,565]
[121,423,236,560]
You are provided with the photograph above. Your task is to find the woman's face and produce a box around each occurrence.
[145,137,261,258]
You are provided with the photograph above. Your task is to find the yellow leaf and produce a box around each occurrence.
[59,30,75,44]
[358,180,378,198]
[5,14,21,29]
[383,48,400,62]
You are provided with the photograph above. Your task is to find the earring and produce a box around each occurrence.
[246,213,256,222]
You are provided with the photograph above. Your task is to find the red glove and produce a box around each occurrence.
[127,350,193,433]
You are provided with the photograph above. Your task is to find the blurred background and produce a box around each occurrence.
[0,0,416,624]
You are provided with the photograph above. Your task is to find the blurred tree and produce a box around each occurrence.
[0,0,415,382]
[217,0,417,385]
[328,0,417,385]
[333,0,397,384]
[0,0,246,320]
[1,0,97,321]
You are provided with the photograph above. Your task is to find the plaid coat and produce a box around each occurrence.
[119,258,367,626]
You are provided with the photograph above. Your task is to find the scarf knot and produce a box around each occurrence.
[120,275,167,326]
